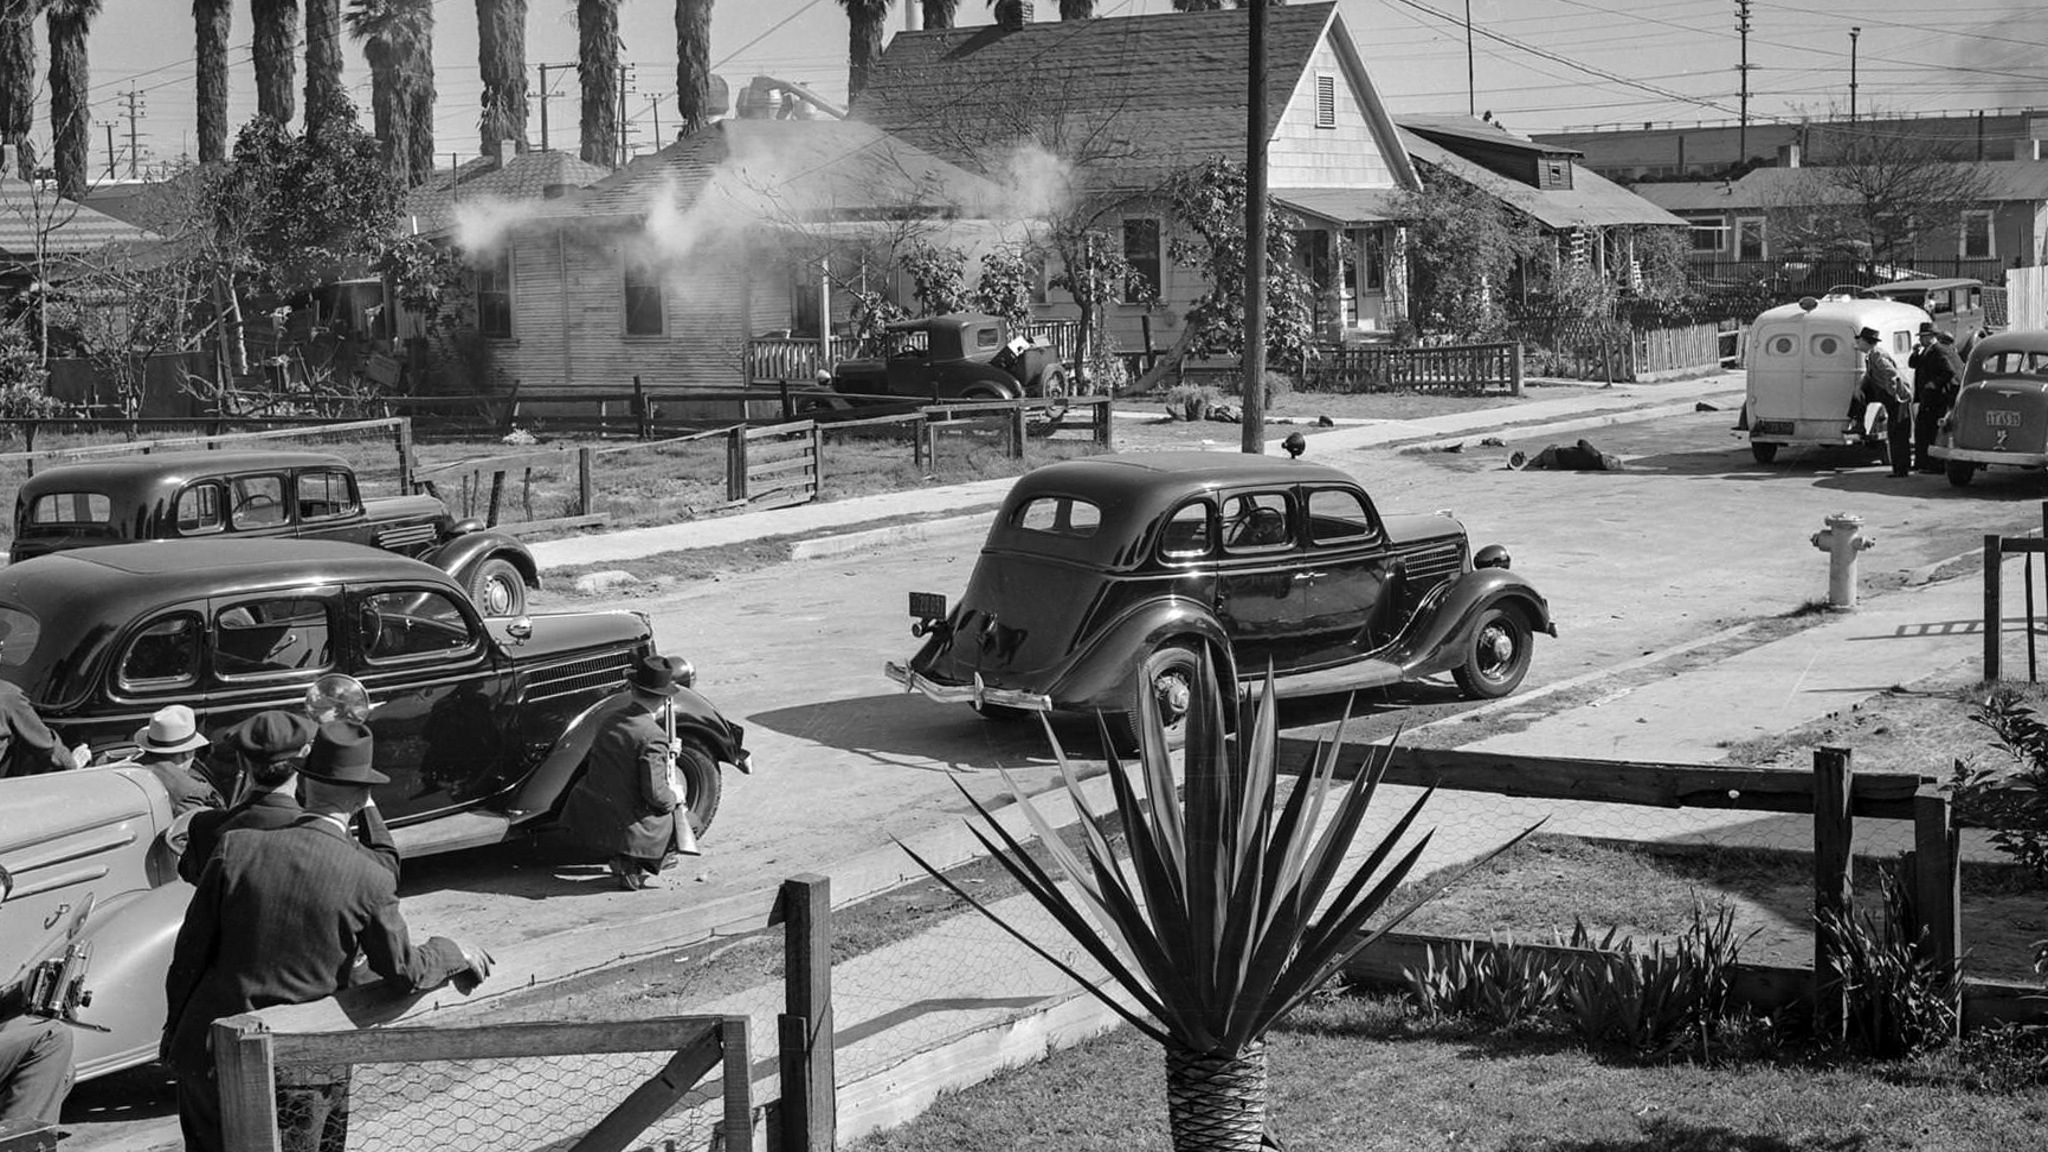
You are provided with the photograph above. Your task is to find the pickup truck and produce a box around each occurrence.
[11,449,540,616]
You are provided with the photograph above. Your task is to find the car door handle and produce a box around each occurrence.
[1294,571,1327,581]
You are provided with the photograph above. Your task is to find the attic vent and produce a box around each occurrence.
[1315,74,1336,130]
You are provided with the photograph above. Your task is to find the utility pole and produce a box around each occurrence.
[1242,0,1268,455]
[118,88,144,179]
[1849,26,1861,126]
[1734,0,1752,164]
[100,122,116,179]
[650,95,662,149]
[538,62,571,152]
[1464,0,1475,119]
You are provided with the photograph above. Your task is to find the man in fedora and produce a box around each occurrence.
[117,704,223,817]
[561,655,692,891]
[1907,321,1960,474]
[176,710,399,885]
[164,720,492,1152]
[1850,325,1912,478]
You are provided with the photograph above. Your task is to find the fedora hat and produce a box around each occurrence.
[229,710,317,764]
[1917,321,1938,335]
[1855,326,1882,344]
[628,654,686,698]
[133,704,209,755]
[298,719,389,786]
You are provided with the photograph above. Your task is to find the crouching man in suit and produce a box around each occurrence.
[162,720,492,1152]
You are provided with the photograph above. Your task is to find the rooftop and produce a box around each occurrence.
[404,149,613,238]
[1400,127,1684,230]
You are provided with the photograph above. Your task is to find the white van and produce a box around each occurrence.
[1743,295,1933,463]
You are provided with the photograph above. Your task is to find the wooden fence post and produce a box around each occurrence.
[1096,397,1113,448]
[727,426,749,503]
[1913,784,1963,1041]
[778,874,834,1152]
[633,376,649,440]
[1813,746,1855,1047]
[396,418,415,494]
[1010,403,1027,459]
[1986,534,2003,682]
[1510,343,1525,397]
[486,470,506,527]
[809,423,824,499]
[213,1016,283,1152]
[722,1017,756,1152]
[578,447,595,516]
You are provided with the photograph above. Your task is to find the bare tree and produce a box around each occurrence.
[1766,116,1995,279]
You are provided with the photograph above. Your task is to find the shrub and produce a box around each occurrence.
[1557,902,1753,1062]
[1945,691,2048,977]
[1405,936,1563,1028]
[1943,1022,2048,1093]
[1816,861,1960,1058]
[1164,384,1219,422]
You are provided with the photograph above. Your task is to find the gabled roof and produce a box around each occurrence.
[1401,128,1684,230]
[79,168,211,230]
[1399,115,1581,158]
[1633,160,2048,214]
[0,175,156,260]
[531,118,1011,224]
[405,149,612,237]
[854,3,1416,194]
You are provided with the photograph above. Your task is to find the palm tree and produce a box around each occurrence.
[192,0,231,162]
[252,0,300,124]
[1059,0,1092,15]
[347,0,433,182]
[577,0,620,166]
[1,0,40,178]
[837,0,892,105]
[905,664,1533,1151]
[304,0,346,135]
[45,0,99,198]
[920,0,955,28]
[400,4,436,185]
[674,0,711,138]
[476,0,529,154]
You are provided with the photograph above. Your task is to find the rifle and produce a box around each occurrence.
[664,701,702,857]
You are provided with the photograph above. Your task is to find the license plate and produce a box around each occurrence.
[1986,410,2023,427]
[908,591,948,621]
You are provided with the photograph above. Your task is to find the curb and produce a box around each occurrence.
[787,512,991,561]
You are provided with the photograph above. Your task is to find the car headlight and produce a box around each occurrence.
[1474,544,1512,570]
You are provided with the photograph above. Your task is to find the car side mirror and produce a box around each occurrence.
[305,673,374,722]
[505,616,534,644]
[0,863,12,903]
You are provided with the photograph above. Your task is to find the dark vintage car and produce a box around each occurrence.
[1861,278,1997,343]
[11,449,541,616]
[1933,331,2048,487]
[827,313,1070,403]
[0,540,750,1080]
[885,452,1554,746]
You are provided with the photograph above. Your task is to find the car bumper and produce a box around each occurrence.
[884,660,1053,711]
[1935,445,2048,467]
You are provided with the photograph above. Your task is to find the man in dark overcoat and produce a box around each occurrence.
[560,655,689,891]
[0,680,82,778]
[162,720,491,1152]
[176,711,399,885]
[1908,321,1961,473]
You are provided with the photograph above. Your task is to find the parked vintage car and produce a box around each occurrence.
[826,313,1071,403]
[1931,331,2048,487]
[11,449,541,616]
[1743,294,1932,464]
[1860,278,1997,344]
[0,540,751,1081]
[884,452,1554,746]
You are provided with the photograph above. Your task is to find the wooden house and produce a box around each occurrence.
[470,119,1016,396]
[854,1,1423,352]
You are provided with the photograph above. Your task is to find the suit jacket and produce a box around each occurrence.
[162,818,465,1073]
[0,680,73,778]
[558,703,679,860]
[177,791,400,886]
[1909,343,1959,401]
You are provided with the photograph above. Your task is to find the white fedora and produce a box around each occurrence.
[133,704,210,755]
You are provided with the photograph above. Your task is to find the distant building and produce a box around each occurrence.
[1535,110,2048,183]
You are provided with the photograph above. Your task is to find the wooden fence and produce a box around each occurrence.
[2007,265,2048,333]
[1266,739,2045,1035]
[227,876,837,1152]
[1628,321,1728,380]
[1300,342,1523,395]
[0,415,414,488]
[745,318,1081,384]
[1983,509,2048,683]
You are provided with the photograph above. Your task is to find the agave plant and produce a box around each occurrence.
[904,654,1535,1151]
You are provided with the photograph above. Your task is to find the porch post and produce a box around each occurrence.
[817,257,831,378]
[1324,229,1345,341]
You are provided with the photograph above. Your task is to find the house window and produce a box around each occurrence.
[1314,74,1336,130]
[476,250,512,339]
[1686,216,1726,253]
[1121,217,1161,305]
[1961,210,1994,260]
[1540,158,1572,190]
[1735,216,1766,261]
[624,260,665,335]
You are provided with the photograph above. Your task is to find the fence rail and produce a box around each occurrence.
[1982,507,2048,683]
[1301,341,1523,395]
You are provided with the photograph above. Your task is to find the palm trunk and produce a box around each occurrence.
[403,40,436,186]
[364,42,402,175]
[252,0,300,124]
[2,1,40,178]
[304,0,345,134]
[476,0,529,153]
[1164,1042,1267,1152]
[920,0,955,28]
[846,4,884,104]
[674,0,712,137]
[578,0,620,166]
[194,0,232,161]
[47,8,91,199]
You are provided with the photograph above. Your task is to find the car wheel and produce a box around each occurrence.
[1947,459,1976,488]
[1452,606,1533,700]
[1105,641,1203,753]
[1750,442,1778,464]
[1038,368,1070,402]
[962,385,1007,401]
[675,741,723,838]
[466,557,526,617]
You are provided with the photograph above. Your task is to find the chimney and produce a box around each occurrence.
[995,1,1033,32]
[1776,141,1801,168]
[485,137,516,170]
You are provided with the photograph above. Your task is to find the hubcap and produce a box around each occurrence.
[483,576,515,615]
[1156,669,1192,727]
[1479,624,1515,679]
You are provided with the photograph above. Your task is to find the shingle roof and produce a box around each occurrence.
[0,175,156,259]
[1399,115,1581,157]
[1627,181,1745,213]
[1401,129,1684,230]
[532,118,1011,223]
[405,149,612,236]
[1634,161,2048,213]
[852,3,1350,192]
[1273,187,1406,225]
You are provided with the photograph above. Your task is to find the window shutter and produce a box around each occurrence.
[1315,75,1336,129]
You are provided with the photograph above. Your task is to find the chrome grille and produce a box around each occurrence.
[526,651,633,703]
[376,523,438,551]
[1395,537,1465,589]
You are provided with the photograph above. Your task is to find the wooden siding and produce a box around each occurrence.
[1269,37,1397,190]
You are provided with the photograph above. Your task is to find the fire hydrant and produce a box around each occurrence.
[1810,512,1876,610]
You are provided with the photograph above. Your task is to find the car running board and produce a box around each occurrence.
[391,809,520,857]
[1264,658,1405,700]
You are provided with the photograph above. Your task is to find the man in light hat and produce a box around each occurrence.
[120,704,223,817]
[176,710,399,885]
[560,655,693,891]
[1850,325,1911,478]
[164,719,491,1152]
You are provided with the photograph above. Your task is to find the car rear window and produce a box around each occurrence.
[1012,496,1101,539]
[1980,350,2048,378]
[0,606,39,668]
[27,492,110,525]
